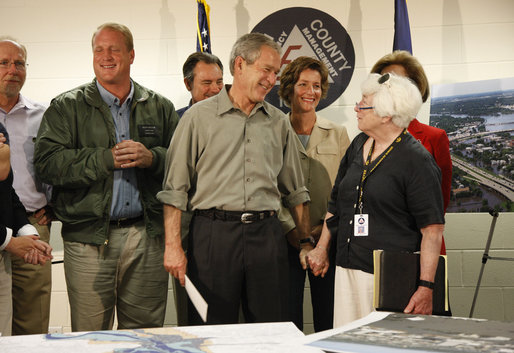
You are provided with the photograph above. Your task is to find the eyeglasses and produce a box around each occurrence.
[355,102,374,111]
[0,60,27,71]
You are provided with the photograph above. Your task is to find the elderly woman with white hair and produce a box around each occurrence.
[306,72,445,326]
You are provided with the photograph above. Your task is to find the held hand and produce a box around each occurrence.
[307,246,329,277]
[164,244,187,287]
[112,140,154,169]
[310,224,323,243]
[299,245,313,270]
[34,206,54,226]
[404,286,433,315]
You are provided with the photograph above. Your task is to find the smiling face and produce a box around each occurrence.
[0,41,26,100]
[187,61,223,104]
[291,68,322,114]
[239,45,280,104]
[92,28,134,89]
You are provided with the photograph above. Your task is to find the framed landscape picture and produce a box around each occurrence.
[429,77,514,213]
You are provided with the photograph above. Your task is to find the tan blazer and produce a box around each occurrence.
[305,116,350,185]
[279,116,350,234]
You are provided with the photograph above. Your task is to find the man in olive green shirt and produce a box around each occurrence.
[158,33,311,325]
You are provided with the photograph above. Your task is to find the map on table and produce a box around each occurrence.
[306,312,514,353]
[0,322,322,353]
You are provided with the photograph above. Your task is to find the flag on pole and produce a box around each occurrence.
[393,0,412,53]
[196,0,212,53]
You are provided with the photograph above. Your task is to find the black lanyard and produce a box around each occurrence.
[357,129,406,214]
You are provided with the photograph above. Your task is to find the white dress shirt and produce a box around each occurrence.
[0,94,49,212]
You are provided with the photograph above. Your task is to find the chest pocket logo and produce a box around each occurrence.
[138,124,159,137]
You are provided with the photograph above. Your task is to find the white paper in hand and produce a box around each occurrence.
[185,275,208,322]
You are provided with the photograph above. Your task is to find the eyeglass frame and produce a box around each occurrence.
[0,59,28,71]
[355,102,374,111]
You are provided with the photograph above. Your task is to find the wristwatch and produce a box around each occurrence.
[299,236,315,247]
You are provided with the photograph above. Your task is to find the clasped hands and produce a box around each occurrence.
[5,235,53,266]
[297,224,330,277]
[111,140,153,169]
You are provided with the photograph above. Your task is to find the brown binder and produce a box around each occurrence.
[373,249,448,315]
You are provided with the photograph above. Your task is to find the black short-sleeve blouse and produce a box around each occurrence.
[327,132,445,274]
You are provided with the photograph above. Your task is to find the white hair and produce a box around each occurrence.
[361,73,422,128]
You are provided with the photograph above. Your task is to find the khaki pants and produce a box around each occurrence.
[0,251,12,336]
[11,217,51,335]
[333,266,374,328]
[64,220,169,332]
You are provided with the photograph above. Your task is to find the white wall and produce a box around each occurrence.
[1,0,513,332]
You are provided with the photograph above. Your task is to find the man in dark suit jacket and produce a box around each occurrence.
[0,123,52,336]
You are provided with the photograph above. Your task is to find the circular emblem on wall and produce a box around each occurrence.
[251,7,355,113]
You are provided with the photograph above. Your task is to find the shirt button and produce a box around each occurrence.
[246,158,251,163]
[347,238,350,243]
[353,203,357,208]
[355,185,359,190]
[247,138,251,143]
[246,177,251,182]
[349,220,353,225]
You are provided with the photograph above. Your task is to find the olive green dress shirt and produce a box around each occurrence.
[158,86,309,212]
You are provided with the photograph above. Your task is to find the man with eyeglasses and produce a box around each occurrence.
[0,37,52,335]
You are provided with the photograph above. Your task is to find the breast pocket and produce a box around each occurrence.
[316,144,337,155]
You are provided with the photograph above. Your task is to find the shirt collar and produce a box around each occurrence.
[96,80,134,107]
[1,94,36,114]
[217,84,271,118]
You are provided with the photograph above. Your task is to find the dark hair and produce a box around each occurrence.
[371,50,429,103]
[182,52,223,85]
[278,56,329,106]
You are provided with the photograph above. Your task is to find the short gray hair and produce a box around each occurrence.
[361,73,422,128]
[229,33,281,75]
[0,36,27,60]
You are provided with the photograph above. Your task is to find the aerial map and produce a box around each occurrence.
[430,77,514,213]
[0,322,321,353]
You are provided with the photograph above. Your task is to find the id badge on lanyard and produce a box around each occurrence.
[354,213,369,236]
[354,130,405,237]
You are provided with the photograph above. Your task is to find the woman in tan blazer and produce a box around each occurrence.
[278,56,350,332]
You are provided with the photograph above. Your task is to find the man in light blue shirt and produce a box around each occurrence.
[0,37,52,335]
[34,23,179,332]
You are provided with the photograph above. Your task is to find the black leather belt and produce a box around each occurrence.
[195,209,275,224]
[109,215,144,227]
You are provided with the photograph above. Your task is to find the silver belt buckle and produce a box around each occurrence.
[241,212,254,224]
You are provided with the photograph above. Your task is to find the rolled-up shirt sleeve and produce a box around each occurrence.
[279,125,310,209]
[157,113,197,212]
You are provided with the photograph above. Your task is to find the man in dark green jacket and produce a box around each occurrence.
[34,23,179,332]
